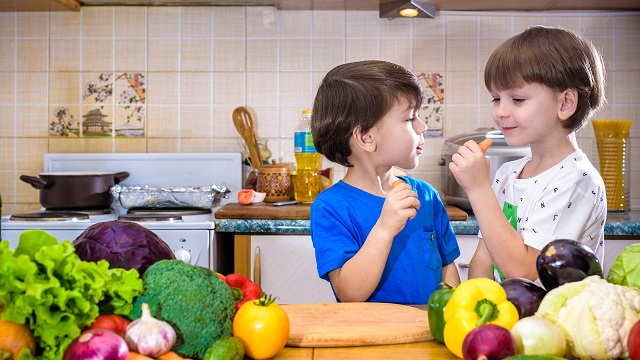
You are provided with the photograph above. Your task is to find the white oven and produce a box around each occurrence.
[1,153,243,271]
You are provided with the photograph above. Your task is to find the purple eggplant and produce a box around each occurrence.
[536,239,603,291]
[500,278,547,318]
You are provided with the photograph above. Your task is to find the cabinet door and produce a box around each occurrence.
[455,235,479,282]
[250,235,336,304]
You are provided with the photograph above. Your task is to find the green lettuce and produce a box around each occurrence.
[607,243,640,289]
[0,230,144,360]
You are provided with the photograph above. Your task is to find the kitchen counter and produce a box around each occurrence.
[272,341,458,359]
[215,208,640,237]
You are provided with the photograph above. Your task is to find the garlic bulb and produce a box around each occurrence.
[125,303,176,357]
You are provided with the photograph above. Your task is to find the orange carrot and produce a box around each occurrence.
[392,179,405,188]
[156,351,187,360]
[478,138,493,153]
[128,352,153,360]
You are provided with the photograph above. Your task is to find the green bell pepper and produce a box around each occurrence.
[427,282,454,343]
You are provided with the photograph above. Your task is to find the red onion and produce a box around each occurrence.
[63,328,129,360]
[462,324,516,360]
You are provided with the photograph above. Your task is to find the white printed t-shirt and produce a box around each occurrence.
[483,149,606,260]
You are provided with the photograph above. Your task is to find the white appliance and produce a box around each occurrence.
[1,153,243,271]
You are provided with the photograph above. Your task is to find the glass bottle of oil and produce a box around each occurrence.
[294,110,323,202]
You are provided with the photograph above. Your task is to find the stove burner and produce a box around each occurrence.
[10,211,90,222]
[118,214,183,222]
[44,208,115,216]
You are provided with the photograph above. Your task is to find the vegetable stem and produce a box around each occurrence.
[474,299,498,326]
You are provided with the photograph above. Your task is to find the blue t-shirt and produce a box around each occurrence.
[310,176,460,304]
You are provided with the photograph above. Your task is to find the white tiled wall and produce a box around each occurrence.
[0,7,638,213]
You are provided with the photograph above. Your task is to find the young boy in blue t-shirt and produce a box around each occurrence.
[310,60,461,304]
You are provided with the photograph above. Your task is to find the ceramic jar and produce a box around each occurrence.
[257,163,291,202]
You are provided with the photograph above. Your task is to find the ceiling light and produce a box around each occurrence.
[380,0,436,19]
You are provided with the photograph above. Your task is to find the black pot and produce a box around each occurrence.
[20,171,129,210]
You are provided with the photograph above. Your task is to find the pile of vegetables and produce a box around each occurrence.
[0,230,144,359]
[428,239,640,360]
[1,227,292,360]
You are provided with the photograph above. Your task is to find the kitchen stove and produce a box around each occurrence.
[1,152,243,271]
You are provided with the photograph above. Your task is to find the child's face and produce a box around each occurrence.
[489,82,566,148]
[369,97,426,170]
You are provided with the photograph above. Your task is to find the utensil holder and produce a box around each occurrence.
[257,164,292,203]
[594,129,630,212]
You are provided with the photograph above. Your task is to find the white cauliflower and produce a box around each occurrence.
[536,276,640,359]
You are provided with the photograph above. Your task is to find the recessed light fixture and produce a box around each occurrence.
[380,0,436,19]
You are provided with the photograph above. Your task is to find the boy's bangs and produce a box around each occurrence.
[485,54,528,92]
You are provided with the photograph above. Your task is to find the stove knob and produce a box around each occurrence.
[175,249,191,263]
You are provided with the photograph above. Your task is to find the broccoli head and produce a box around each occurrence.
[129,260,235,359]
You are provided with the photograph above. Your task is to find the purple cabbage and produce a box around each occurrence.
[73,220,175,275]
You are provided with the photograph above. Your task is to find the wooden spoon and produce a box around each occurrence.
[233,106,263,169]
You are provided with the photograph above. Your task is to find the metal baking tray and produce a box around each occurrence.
[110,184,229,209]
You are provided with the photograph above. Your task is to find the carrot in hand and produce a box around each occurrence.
[392,179,405,189]
[478,138,493,153]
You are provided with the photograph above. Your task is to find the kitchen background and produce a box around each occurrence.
[0,5,638,214]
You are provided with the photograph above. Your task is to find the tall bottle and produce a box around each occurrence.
[294,109,323,202]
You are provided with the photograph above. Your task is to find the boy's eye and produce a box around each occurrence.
[513,98,525,103]
[491,97,500,103]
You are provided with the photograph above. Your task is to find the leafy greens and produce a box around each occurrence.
[0,230,144,360]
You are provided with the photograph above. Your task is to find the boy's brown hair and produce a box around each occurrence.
[484,25,606,131]
[311,60,423,167]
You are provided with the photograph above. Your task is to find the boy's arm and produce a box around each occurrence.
[442,262,461,286]
[450,141,539,280]
[468,238,495,279]
[328,183,420,302]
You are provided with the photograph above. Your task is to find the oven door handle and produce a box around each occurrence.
[253,246,261,287]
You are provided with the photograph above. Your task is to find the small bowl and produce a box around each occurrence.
[252,191,266,203]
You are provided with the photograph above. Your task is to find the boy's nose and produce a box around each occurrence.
[495,102,509,118]
[414,121,427,134]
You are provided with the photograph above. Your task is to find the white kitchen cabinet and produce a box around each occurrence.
[454,235,479,282]
[241,234,336,304]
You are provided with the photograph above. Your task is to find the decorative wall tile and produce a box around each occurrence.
[415,71,444,137]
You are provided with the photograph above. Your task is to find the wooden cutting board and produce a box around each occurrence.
[215,203,468,221]
[281,303,433,347]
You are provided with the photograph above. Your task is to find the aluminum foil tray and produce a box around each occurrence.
[110,184,229,209]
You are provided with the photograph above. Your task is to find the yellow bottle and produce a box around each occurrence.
[294,110,323,202]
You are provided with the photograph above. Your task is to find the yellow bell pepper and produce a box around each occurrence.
[442,278,519,358]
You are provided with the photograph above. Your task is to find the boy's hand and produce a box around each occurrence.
[448,139,492,193]
[378,182,420,237]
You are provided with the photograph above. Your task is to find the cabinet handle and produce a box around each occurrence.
[254,246,261,287]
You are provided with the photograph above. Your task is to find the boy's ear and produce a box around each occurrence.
[352,126,376,152]
[558,88,578,121]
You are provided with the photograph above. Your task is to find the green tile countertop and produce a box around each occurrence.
[214,210,640,236]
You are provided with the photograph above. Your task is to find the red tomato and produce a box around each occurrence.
[88,314,130,337]
[237,189,255,205]
[629,319,640,360]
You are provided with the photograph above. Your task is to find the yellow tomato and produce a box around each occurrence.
[232,294,290,360]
